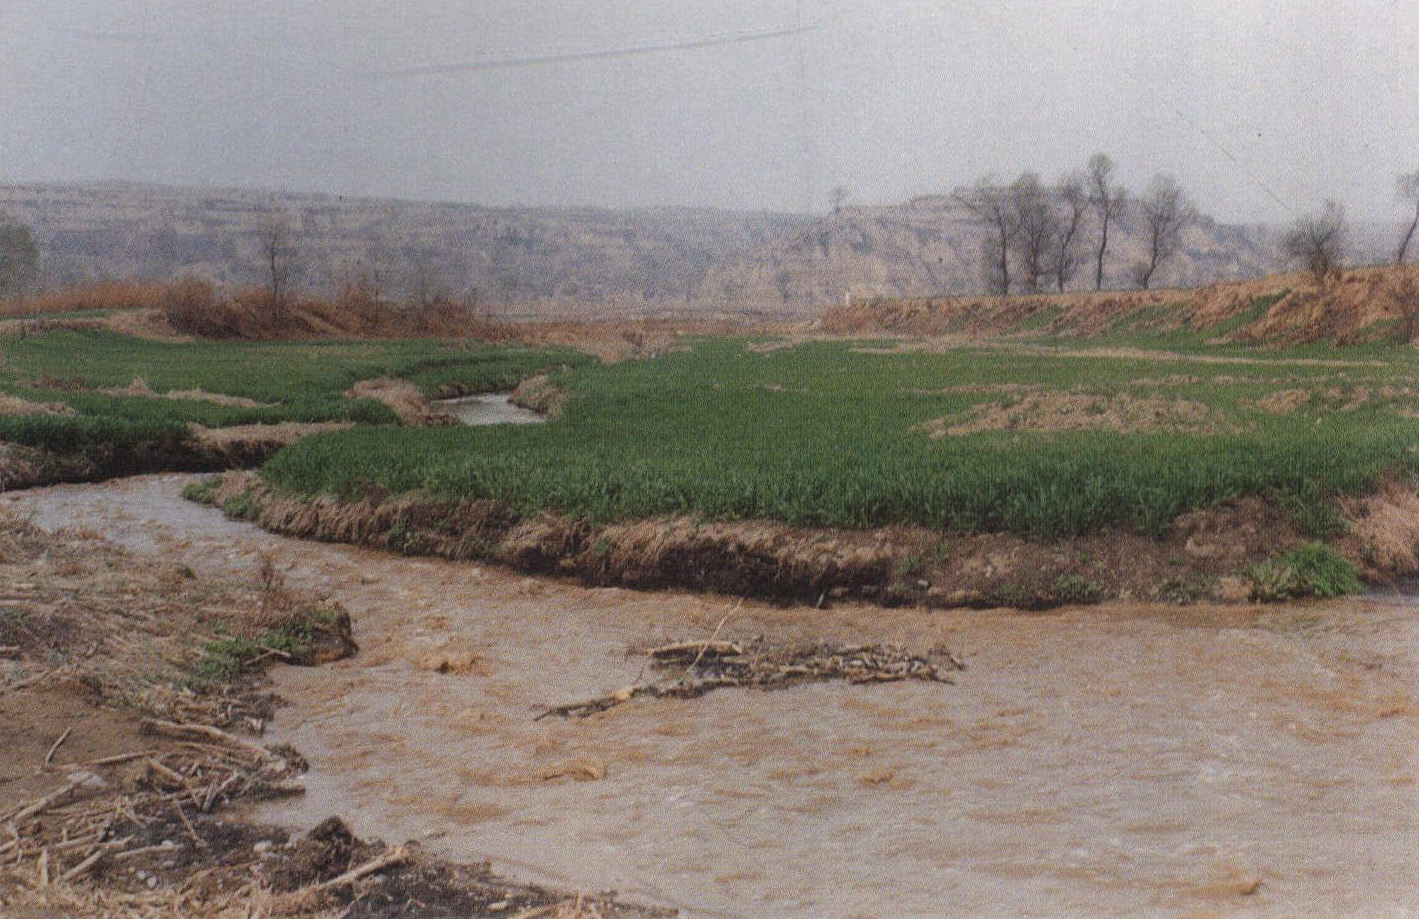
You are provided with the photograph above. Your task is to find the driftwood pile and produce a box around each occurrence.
[537,639,963,719]
[1,719,305,897]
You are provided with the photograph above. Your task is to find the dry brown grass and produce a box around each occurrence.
[1340,481,1419,578]
[0,280,171,318]
[822,263,1419,345]
[161,282,516,342]
[0,392,76,416]
[344,379,452,426]
[509,374,568,416]
[917,392,1225,437]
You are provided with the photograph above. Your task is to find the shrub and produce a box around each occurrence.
[1050,574,1104,604]
[1250,542,1362,601]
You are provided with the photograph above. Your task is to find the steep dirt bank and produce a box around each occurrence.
[822,264,1419,344]
[193,471,1419,609]
[0,423,350,492]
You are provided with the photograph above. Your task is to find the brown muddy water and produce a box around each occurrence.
[9,474,1419,918]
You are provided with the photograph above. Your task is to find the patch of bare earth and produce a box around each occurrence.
[916,392,1226,437]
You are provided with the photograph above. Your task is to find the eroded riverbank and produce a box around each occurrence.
[8,474,1418,918]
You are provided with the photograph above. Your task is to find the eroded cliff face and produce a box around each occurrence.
[695,194,1282,313]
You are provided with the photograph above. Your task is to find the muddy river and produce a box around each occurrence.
[8,475,1418,918]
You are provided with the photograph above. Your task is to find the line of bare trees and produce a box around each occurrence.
[955,153,1198,296]
[957,158,1419,301]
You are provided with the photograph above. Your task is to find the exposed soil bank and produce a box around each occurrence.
[194,471,1419,609]
[10,474,1419,919]
[0,423,349,491]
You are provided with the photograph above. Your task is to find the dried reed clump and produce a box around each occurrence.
[1341,480,1419,577]
[161,282,515,342]
[344,378,452,426]
[0,279,173,318]
[509,374,569,416]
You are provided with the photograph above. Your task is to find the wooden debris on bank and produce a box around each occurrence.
[537,640,963,719]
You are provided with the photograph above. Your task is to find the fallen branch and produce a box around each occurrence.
[287,844,410,902]
[139,719,276,763]
[5,779,81,825]
[646,640,743,659]
[42,727,73,771]
[538,640,960,719]
[51,751,148,772]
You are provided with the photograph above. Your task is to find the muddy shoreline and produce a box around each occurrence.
[0,490,667,919]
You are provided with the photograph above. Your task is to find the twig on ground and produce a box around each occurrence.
[42,727,73,771]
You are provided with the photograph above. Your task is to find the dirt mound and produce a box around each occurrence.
[0,392,76,416]
[918,392,1224,436]
[346,378,454,426]
[510,373,569,416]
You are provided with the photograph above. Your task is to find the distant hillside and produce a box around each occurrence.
[0,183,809,317]
[694,194,1284,312]
[1,182,1404,319]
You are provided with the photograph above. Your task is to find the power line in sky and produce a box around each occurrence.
[357,22,821,79]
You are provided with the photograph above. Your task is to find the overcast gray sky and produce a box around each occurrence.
[2,0,1416,222]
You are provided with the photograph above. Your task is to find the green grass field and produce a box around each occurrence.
[259,336,1419,539]
[4,327,1418,543]
[0,330,590,447]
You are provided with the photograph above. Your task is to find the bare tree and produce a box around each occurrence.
[1396,171,1419,265]
[1053,174,1088,292]
[830,185,850,216]
[257,212,296,314]
[1087,153,1127,290]
[1132,174,1196,290]
[956,178,1022,296]
[1282,200,1348,286]
[1010,173,1056,295]
[1394,272,1419,343]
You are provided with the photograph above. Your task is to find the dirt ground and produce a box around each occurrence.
[7,474,1418,919]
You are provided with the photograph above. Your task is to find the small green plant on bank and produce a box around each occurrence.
[1249,542,1363,601]
[187,604,341,692]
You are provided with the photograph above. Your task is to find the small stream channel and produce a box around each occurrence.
[6,469,1418,918]
[434,392,544,426]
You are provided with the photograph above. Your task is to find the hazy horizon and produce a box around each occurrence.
[3,1,1417,224]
